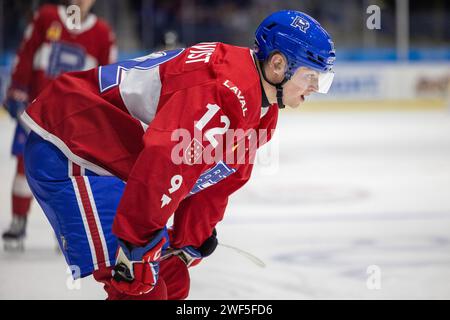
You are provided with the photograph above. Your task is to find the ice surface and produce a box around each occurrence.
[1,110,450,299]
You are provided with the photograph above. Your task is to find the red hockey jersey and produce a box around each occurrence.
[22,42,279,248]
[10,4,116,100]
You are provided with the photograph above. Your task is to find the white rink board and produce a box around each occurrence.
[1,109,450,300]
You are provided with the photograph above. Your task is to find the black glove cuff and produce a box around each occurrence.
[197,228,218,257]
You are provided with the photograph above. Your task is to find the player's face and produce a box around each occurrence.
[70,0,96,15]
[282,67,319,108]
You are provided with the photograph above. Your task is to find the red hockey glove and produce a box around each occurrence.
[111,229,166,296]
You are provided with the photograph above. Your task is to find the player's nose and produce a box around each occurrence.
[309,82,319,94]
[304,87,317,96]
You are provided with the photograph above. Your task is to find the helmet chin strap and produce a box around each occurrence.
[259,60,288,109]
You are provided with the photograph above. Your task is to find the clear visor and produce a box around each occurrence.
[290,68,335,94]
[317,71,335,94]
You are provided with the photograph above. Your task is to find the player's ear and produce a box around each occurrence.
[269,53,287,79]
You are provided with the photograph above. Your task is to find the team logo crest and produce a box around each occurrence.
[291,16,310,33]
[46,22,62,41]
[184,138,204,165]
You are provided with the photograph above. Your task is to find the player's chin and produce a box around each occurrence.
[285,95,305,109]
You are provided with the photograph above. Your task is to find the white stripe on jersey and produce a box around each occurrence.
[21,112,114,177]
[119,65,162,124]
[32,43,98,73]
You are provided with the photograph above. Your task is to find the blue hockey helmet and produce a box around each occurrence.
[255,10,336,95]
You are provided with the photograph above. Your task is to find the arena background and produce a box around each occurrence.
[0,0,449,299]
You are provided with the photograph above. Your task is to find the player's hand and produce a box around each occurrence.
[111,229,166,296]
[3,89,28,119]
[163,229,218,267]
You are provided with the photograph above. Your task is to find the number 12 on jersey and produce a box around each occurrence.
[195,103,230,148]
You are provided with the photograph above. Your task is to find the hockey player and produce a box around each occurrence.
[2,0,116,251]
[21,10,335,299]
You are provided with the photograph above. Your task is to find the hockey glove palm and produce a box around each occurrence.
[111,229,166,296]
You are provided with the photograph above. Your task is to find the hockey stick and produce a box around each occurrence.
[160,242,266,268]
[218,242,266,268]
